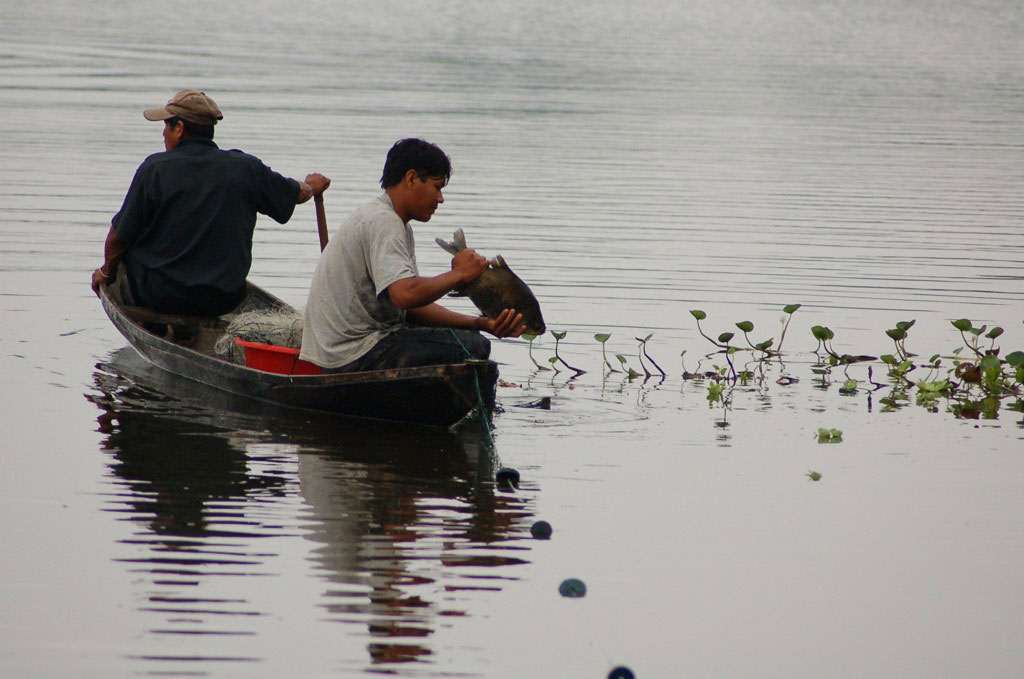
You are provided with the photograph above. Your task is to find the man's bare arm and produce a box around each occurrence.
[91,223,128,294]
[387,249,487,310]
[407,305,526,338]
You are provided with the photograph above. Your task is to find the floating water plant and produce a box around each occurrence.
[885,319,916,361]
[839,378,859,395]
[915,378,952,408]
[634,333,666,377]
[551,330,585,374]
[616,354,642,380]
[776,304,801,353]
[522,332,550,371]
[817,428,843,443]
[706,380,724,405]
[811,325,875,365]
[806,470,822,481]
[594,333,618,373]
[736,320,774,356]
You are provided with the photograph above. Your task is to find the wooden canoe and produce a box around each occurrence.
[99,281,498,427]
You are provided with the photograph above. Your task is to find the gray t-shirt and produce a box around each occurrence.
[299,194,417,368]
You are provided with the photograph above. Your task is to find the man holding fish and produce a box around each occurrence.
[300,138,545,372]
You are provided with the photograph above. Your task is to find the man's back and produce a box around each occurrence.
[114,138,299,315]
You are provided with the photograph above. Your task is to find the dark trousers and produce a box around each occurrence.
[326,327,491,373]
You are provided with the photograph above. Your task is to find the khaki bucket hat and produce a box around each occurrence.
[143,89,223,126]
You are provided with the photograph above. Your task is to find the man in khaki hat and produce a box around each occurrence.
[91,89,330,316]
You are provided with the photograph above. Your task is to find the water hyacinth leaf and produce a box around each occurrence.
[552,330,567,340]
[594,333,611,343]
[627,368,642,379]
[548,356,558,364]
[736,321,754,333]
[522,333,537,342]
[642,333,653,342]
[811,325,829,341]
[880,354,897,365]
[690,309,707,321]
[886,328,907,341]
[783,304,801,314]
[986,327,1004,339]
[616,354,628,365]
[929,354,940,363]
[896,319,916,332]
[968,324,987,337]
[717,332,734,344]
[1005,351,1024,367]
[755,339,774,351]
[806,470,822,481]
[952,319,972,332]
[980,355,1001,372]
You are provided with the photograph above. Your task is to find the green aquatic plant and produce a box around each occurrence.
[706,380,724,405]
[594,333,618,373]
[690,309,731,350]
[776,304,801,353]
[547,355,561,374]
[884,319,916,361]
[811,325,875,366]
[616,354,642,380]
[817,428,843,443]
[839,377,859,395]
[915,377,952,408]
[635,333,666,377]
[951,318,998,359]
[806,470,822,482]
[735,320,774,356]
[811,325,838,360]
[551,330,585,374]
[522,332,550,371]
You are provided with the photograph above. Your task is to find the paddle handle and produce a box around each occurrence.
[314,193,328,251]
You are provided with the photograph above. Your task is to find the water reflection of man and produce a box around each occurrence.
[90,89,330,316]
[298,427,530,666]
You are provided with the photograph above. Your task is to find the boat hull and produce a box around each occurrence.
[99,283,498,427]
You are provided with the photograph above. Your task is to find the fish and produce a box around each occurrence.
[435,228,547,335]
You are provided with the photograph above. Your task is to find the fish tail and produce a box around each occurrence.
[435,228,469,255]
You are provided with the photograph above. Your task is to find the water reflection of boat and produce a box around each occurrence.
[98,281,498,427]
[89,351,535,670]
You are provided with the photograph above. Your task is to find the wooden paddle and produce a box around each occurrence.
[314,193,328,251]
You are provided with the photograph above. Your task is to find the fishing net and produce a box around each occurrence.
[213,309,304,364]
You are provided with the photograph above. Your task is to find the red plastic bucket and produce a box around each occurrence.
[234,338,321,375]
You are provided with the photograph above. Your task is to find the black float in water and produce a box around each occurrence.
[558,578,586,598]
[608,667,635,679]
[530,520,553,539]
[496,467,520,490]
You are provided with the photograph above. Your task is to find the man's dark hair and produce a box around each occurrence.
[167,116,215,140]
[380,138,451,189]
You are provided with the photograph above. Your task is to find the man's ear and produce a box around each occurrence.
[402,169,419,186]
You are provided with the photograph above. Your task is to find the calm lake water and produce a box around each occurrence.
[2,1,1023,677]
